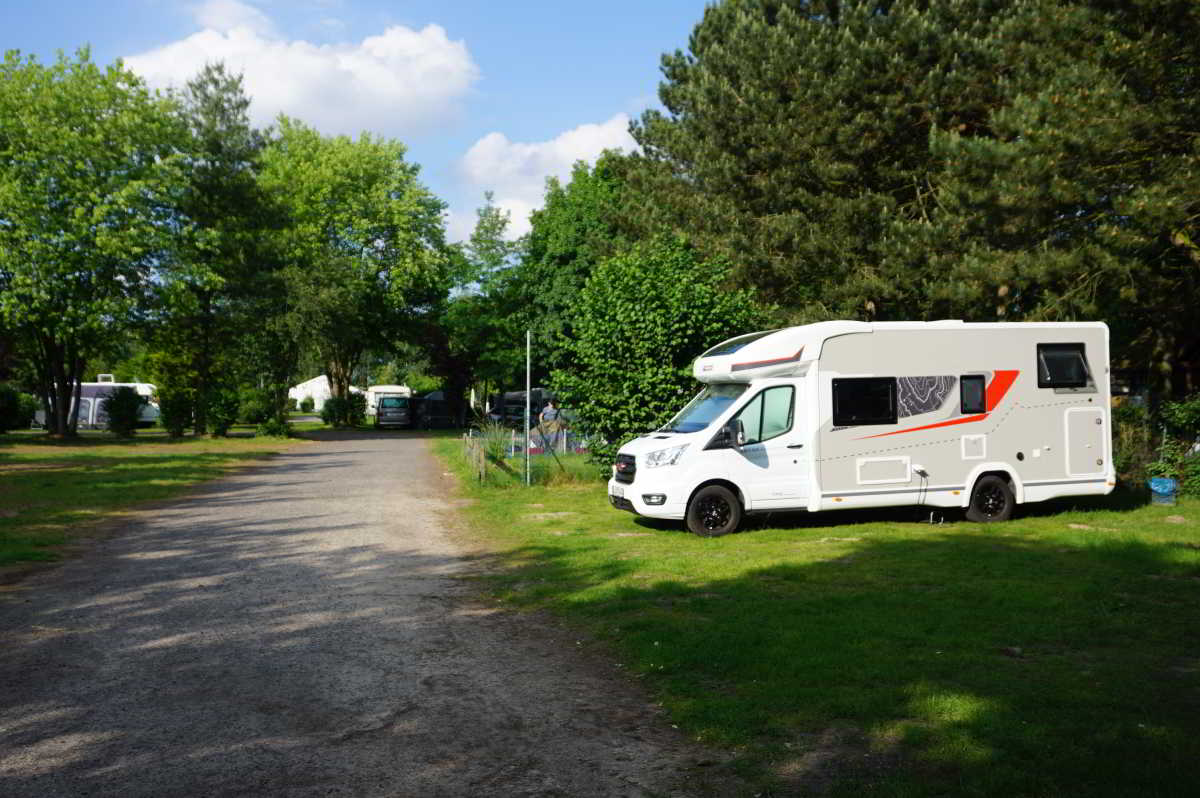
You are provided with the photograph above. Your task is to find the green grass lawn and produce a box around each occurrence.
[0,428,306,569]
[433,437,1200,797]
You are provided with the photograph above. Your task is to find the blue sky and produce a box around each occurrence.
[1,0,710,240]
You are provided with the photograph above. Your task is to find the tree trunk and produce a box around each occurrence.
[193,291,213,436]
[33,334,88,438]
[67,341,85,435]
[47,338,72,438]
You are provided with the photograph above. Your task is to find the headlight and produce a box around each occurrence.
[644,444,689,468]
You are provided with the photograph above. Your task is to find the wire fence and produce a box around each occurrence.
[462,423,594,485]
[465,422,590,458]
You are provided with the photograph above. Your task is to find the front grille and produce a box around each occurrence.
[614,454,636,484]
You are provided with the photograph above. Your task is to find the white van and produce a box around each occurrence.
[607,321,1115,535]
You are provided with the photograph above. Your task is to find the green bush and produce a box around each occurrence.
[348,392,367,426]
[1146,436,1188,480]
[320,396,346,426]
[157,390,192,438]
[300,396,314,413]
[19,393,38,429]
[1181,454,1200,497]
[237,388,272,425]
[1161,393,1200,442]
[1112,401,1153,484]
[319,393,367,427]
[101,386,147,437]
[0,384,38,432]
[208,389,240,437]
[256,418,291,438]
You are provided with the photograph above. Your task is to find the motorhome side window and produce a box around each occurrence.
[960,375,986,414]
[832,378,896,426]
[1037,343,1090,388]
[735,386,794,444]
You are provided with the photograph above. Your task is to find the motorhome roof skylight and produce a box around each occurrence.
[701,330,777,358]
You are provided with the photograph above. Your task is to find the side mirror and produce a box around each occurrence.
[724,418,745,448]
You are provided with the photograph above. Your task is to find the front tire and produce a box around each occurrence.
[686,485,742,537]
[966,475,1014,522]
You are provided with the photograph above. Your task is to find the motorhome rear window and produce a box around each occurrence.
[701,330,777,358]
[1037,343,1090,388]
[832,378,897,426]
[960,375,986,414]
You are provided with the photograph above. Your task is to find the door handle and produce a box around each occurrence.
[787,444,804,449]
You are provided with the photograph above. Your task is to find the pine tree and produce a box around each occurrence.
[630,0,1199,391]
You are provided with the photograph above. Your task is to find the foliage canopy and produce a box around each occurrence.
[551,237,763,463]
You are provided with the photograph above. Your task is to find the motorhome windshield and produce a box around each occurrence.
[379,397,409,408]
[659,384,747,433]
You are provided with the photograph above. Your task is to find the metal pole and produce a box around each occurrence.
[525,330,531,486]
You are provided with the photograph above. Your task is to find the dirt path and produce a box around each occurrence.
[0,432,733,797]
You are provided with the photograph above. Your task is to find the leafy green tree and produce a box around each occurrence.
[419,195,524,423]
[261,117,446,403]
[509,152,631,378]
[552,237,763,463]
[0,49,180,436]
[155,62,274,435]
[461,191,519,288]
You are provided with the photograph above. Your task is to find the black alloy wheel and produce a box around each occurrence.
[966,475,1015,522]
[686,484,742,537]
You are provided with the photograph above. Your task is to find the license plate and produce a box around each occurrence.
[610,485,624,499]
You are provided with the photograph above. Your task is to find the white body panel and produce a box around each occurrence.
[366,384,412,413]
[608,321,1115,523]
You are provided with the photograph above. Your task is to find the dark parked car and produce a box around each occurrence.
[374,396,413,429]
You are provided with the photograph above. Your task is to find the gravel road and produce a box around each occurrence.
[0,432,732,797]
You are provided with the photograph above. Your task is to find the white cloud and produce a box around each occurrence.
[125,12,479,137]
[190,0,274,36]
[456,113,637,239]
[444,208,478,245]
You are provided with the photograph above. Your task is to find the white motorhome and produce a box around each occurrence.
[607,321,1115,536]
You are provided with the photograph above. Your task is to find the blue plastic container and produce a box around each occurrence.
[1148,477,1178,505]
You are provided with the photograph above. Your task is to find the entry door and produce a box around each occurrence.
[1065,408,1106,477]
[725,385,809,508]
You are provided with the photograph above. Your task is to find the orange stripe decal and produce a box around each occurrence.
[856,370,1020,440]
[985,369,1020,411]
[858,413,988,439]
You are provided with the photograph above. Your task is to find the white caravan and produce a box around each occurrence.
[607,321,1115,536]
[33,376,160,429]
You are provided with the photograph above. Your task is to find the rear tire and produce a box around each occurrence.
[966,475,1014,522]
[686,485,742,537]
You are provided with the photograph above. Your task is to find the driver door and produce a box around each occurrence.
[723,384,808,508]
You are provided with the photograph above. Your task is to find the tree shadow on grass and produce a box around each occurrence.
[483,528,1200,797]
